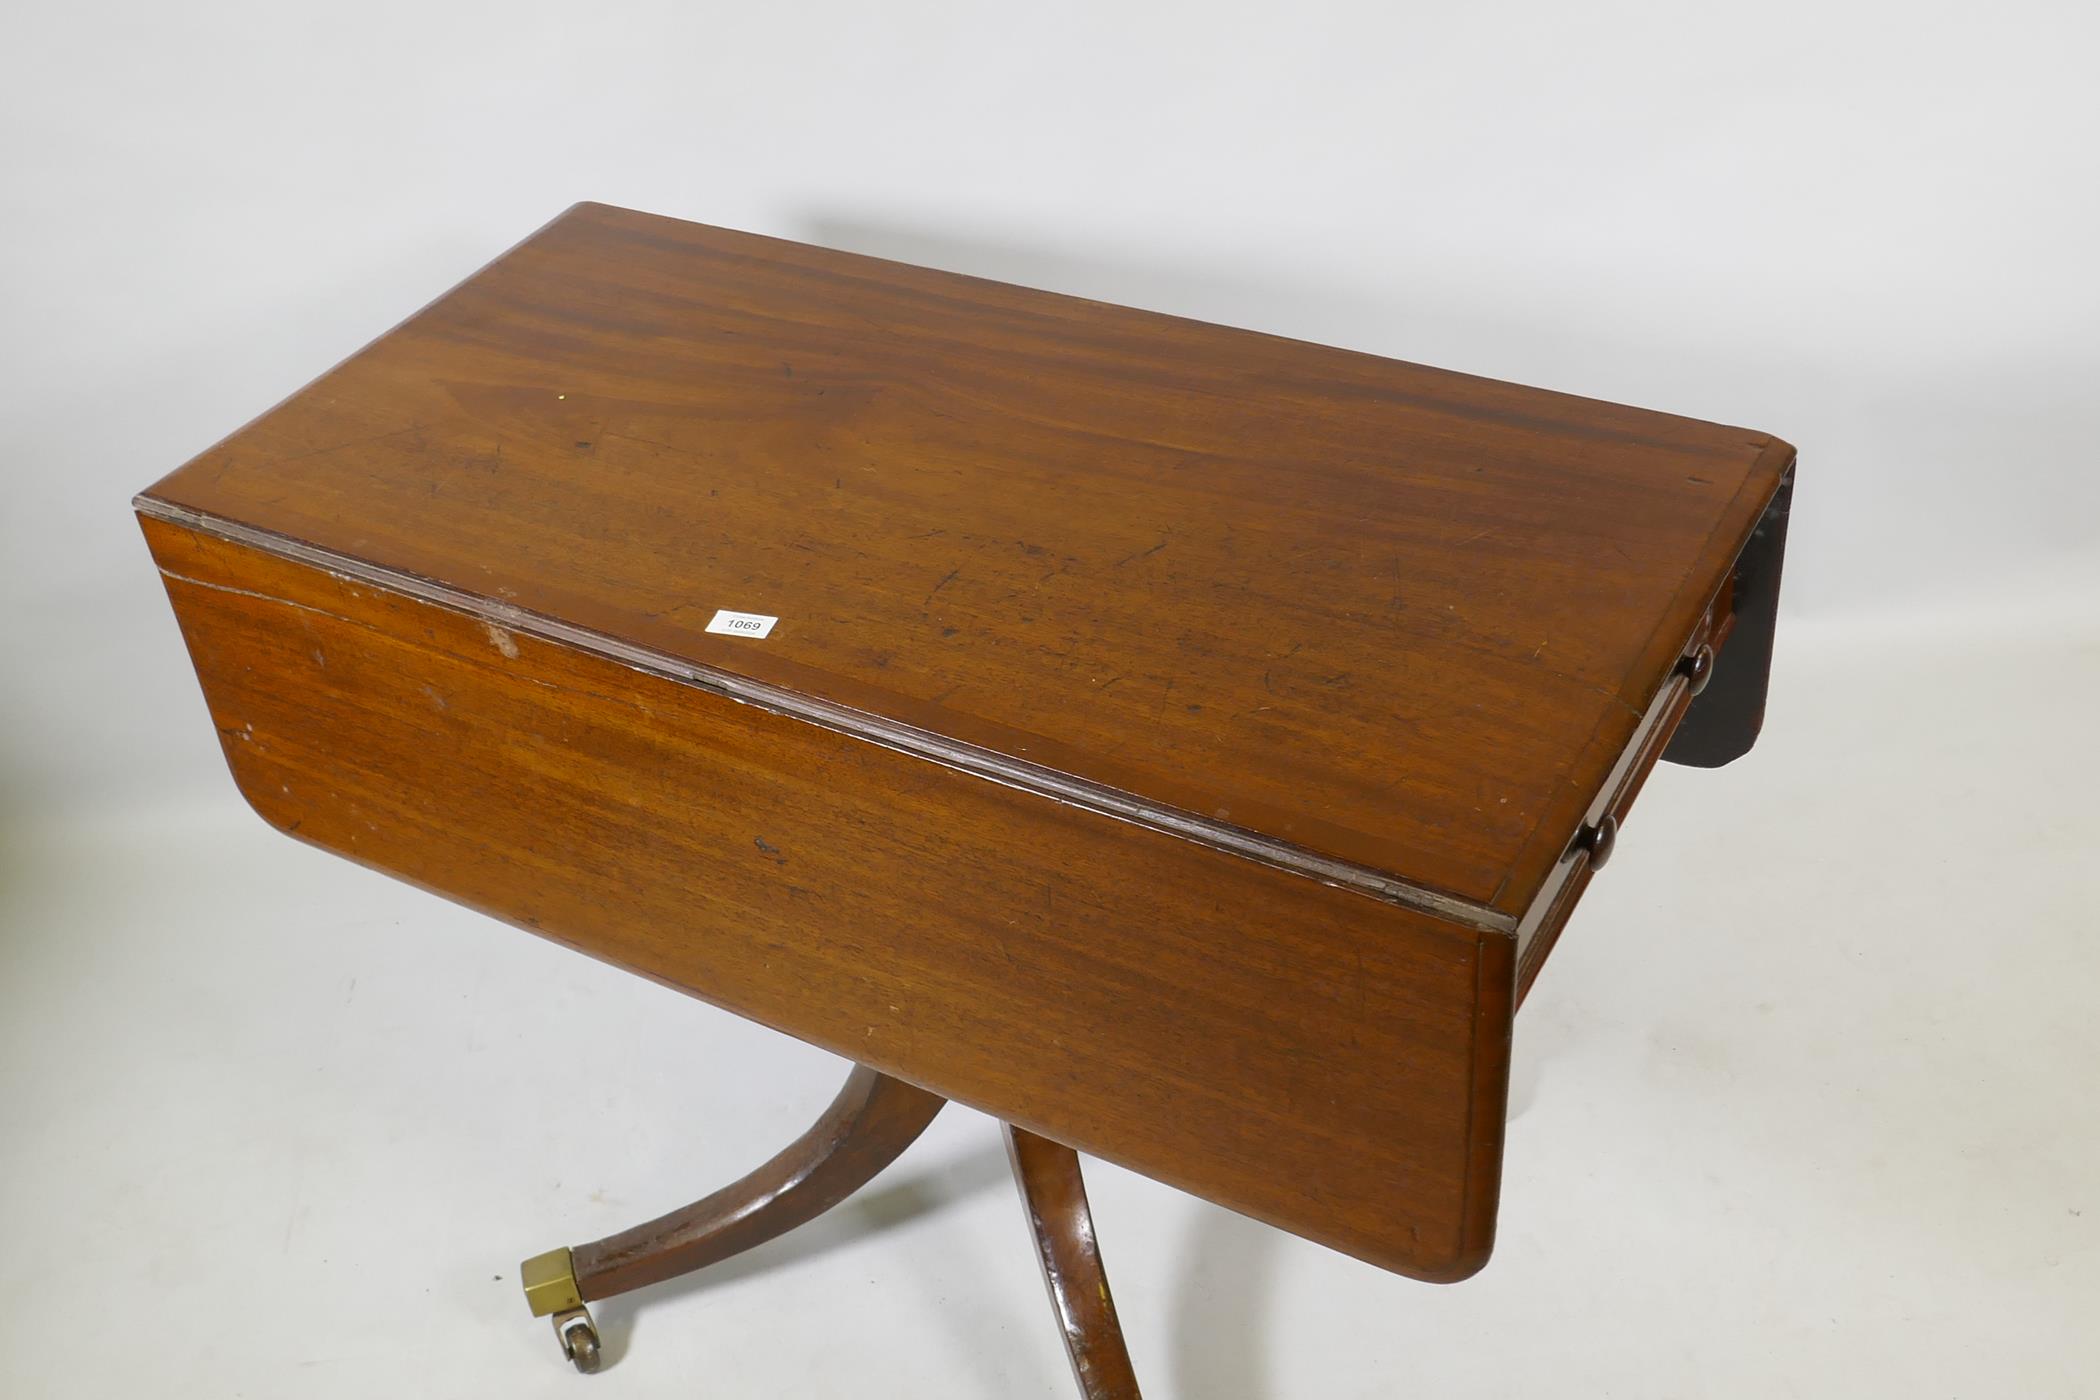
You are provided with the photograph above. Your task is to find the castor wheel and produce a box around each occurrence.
[553,1307,603,1375]
[521,1247,604,1374]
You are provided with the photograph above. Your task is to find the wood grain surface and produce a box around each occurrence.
[136,205,1791,1288]
[142,517,1513,1283]
[140,201,1792,921]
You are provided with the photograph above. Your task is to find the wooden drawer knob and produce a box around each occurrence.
[1678,643,1716,697]
[1574,813,1618,871]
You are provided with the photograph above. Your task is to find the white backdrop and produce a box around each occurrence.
[3,4,2096,1397]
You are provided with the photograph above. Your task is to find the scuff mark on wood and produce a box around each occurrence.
[1115,536,1168,568]
[923,567,960,609]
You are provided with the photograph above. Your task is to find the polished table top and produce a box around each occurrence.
[143,201,1790,925]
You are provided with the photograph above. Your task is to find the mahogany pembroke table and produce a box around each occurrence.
[136,202,1793,1394]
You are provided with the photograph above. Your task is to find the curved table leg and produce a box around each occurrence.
[1005,1124,1144,1399]
[521,1064,946,1369]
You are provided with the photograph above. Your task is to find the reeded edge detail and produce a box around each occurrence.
[137,494,1516,935]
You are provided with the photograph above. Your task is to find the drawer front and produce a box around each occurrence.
[1515,467,1792,1000]
[1514,617,1711,1001]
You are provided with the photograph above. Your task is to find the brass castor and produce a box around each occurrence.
[553,1307,602,1375]
[522,1246,602,1374]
